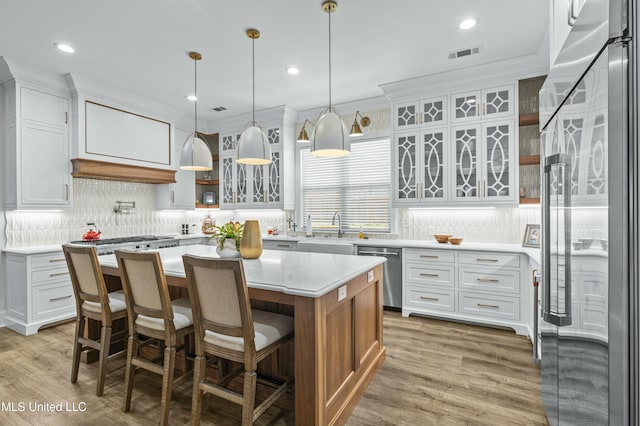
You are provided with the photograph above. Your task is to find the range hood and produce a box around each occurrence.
[71,158,176,184]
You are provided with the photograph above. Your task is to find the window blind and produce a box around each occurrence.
[300,138,391,233]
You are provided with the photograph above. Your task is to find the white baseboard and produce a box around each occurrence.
[0,310,7,328]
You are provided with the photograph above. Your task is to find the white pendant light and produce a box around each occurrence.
[237,29,272,165]
[180,52,213,171]
[311,0,350,158]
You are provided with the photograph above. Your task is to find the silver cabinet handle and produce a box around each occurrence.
[477,303,499,309]
[65,111,68,124]
[420,273,439,277]
[50,295,72,302]
[476,258,499,263]
[419,255,438,259]
[49,258,66,263]
[360,251,399,256]
[543,153,573,327]
[420,296,439,302]
[477,278,499,283]
[65,184,69,201]
[171,190,175,204]
[277,244,292,248]
[484,180,487,198]
[50,271,70,277]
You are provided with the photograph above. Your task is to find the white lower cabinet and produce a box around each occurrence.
[402,248,529,335]
[5,250,76,335]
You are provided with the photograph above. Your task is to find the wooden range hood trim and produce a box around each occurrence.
[71,158,176,184]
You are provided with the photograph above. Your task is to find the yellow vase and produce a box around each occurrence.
[240,220,263,259]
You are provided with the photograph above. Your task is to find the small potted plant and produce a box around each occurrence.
[209,221,244,258]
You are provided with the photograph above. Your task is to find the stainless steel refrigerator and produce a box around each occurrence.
[539,0,634,424]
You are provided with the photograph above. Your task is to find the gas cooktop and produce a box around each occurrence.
[70,235,166,246]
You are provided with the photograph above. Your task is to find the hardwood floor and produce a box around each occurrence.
[0,312,548,425]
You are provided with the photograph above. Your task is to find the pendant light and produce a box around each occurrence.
[236,29,272,165]
[179,52,213,171]
[311,0,350,158]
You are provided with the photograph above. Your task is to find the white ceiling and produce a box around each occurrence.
[0,0,548,121]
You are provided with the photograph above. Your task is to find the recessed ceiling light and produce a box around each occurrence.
[286,66,300,75]
[459,18,477,30]
[53,42,75,53]
[186,94,197,101]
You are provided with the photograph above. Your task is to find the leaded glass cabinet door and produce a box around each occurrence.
[221,154,235,206]
[419,128,447,201]
[394,101,420,131]
[420,96,448,127]
[395,132,419,202]
[266,127,281,146]
[252,163,265,203]
[268,149,281,204]
[482,120,514,201]
[450,90,481,123]
[235,161,248,204]
[451,124,481,201]
[481,85,514,119]
[221,133,237,153]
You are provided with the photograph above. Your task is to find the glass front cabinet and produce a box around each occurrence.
[392,83,516,207]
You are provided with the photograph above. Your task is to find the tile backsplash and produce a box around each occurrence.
[5,178,287,247]
[5,178,605,248]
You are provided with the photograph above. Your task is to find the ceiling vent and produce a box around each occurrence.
[448,46,481,60]
[209,106,227,112]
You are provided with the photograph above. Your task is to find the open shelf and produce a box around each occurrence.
[519,112,540,127]
[195,178,219,185]
[196,203,220,209]
[519,197,540,205]
[519,155,541,166]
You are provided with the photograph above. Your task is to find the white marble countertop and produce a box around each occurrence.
[98,245,385,298]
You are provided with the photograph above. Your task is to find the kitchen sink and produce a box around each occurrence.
[296,239,356,255]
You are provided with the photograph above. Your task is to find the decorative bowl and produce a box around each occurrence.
[448,237,463,245]
[434,234,452,243]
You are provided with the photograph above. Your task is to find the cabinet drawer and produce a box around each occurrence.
[32,282,76,321]
[405,263,455,288]
[31,266,71,285]
[405,286,455,312]
[31,252,67,269]
[458,267,520,294]
[262,240,298,251]
[458,292,520,321]
[458,251,520,269]
[404,248,455,264]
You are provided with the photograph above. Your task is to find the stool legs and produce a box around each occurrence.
[159,346,176,426]
[70,315,85,384]
[241,370,257,426]
[96,325,112,396]
[123,335,138,413]
[191,355,206,426]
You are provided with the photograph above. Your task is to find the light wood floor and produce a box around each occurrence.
[0,311,548,425]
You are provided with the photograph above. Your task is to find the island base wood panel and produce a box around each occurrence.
[295,264,386,426]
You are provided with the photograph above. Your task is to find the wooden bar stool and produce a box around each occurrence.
[182,255,294,426]
[115,249,194,426]
[62,244,127,397]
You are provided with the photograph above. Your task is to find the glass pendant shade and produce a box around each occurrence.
[311,109,350,157]
[237,123,272,165]
[179,133,213,171]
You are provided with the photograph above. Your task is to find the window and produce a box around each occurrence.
[300,138,391,233]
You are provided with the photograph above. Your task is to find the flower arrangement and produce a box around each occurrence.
[209,221,244,251]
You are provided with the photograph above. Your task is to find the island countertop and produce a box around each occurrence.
[98,244,385,298]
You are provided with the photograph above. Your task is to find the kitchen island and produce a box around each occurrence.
[98,245,386,426]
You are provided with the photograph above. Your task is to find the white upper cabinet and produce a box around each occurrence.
[550,0,586,66]
[394,96,447,131]
[156,128,195,210]
[451,120,516,204]
[451,85,514,123]
[4,84,72,209]
[220,126,284,209]
[21,87,69,127]
[394,128,448,205]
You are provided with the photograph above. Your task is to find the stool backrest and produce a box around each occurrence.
[63,244,109,314]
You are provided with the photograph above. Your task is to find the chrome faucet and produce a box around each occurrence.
[332,212,344,238]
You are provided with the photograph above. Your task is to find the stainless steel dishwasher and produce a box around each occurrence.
[357,246,402,309]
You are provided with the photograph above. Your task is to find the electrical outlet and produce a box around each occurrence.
[338,285,347,301]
